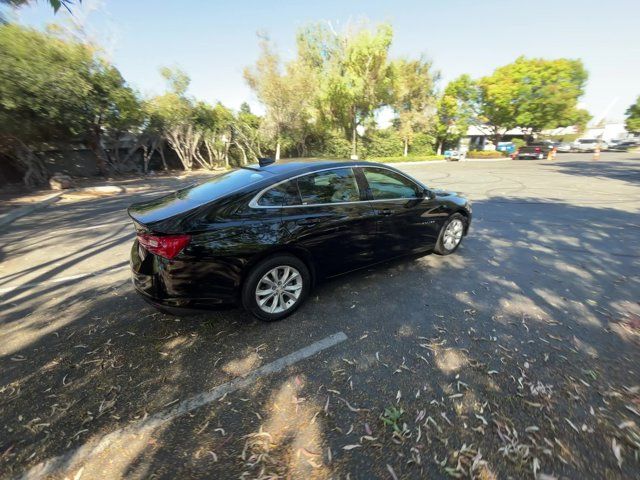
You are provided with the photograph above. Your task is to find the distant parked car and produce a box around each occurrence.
[496,142,516,154]
[571,138,608,152]
[608,140,637,151]
[556,142,572,153]
[516,142,554,160]
[444,149,465,161]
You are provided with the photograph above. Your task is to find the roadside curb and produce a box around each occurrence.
[0,190,71,228]
[78,185,126,195]
[0,185,126,228]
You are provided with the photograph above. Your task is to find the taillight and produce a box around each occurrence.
[535,147,541,152]
[137,233,191,259]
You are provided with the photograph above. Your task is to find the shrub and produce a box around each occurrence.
[308,131,352,158]
[324,134,352,158]
[410,132,436,156]
[361,129,403,158]
[466,150,506,159]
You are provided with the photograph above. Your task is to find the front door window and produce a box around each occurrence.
[362,168,421,200]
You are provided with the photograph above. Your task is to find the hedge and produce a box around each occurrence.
[465,150,507,159]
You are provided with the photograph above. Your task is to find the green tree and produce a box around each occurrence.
[1,1,81,23]
[478,56,588,144]
[195,101,234,169]
[244,38,315,160]
[136,98,170,173]
[390,57,438,156]
[148,68,251,170]
[148,67,200,170]
[300,22,394,158]
[1,0,78,12]
[625,96,640,133]
[102,81,145,172]
[231,103,265,164]
[433,75,478,154]
[0,23,140,183]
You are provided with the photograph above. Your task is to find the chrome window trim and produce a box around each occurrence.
[248,164,427,209]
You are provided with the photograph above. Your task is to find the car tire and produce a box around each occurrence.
[434,213,467,256]
[241,254,310,322]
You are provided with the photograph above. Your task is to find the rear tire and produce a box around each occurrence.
[241,254,310,322]
[434,213,467,255]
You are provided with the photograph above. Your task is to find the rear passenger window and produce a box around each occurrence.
[258,180,300,206]
[297,168,360,204]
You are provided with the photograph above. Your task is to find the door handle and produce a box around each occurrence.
[377,209,393,216]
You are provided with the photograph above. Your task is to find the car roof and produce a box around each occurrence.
[242,158,389,177]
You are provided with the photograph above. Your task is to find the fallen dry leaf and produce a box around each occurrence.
[611,438,623,468]
[343,444,362,450]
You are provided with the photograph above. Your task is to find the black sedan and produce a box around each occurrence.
[128,159,472,321]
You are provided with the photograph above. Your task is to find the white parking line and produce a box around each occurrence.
[19,331,348,480]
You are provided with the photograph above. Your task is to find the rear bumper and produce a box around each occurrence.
[134,286,238,317]
[130,241,241,310]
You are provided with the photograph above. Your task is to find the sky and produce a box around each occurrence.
[9,0,640,124]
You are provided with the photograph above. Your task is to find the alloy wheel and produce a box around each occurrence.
[255,266,303,314]
[443,219,464,251]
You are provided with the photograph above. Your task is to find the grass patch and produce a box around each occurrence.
[370,155,444,163]
[380,405,404,433]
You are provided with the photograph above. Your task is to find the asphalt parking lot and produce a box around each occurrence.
[1,153,639,480]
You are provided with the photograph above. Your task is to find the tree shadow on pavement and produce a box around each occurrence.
[547,158,640,185]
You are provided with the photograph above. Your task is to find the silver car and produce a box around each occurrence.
[571,138,608,152]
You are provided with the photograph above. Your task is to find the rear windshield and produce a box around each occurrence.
[174,168,268,204]
[129,168,269,225]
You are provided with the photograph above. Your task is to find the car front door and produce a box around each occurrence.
[275,167,379,278]
[360,166,447,259]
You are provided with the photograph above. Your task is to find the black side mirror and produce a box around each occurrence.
[422,188,435,200]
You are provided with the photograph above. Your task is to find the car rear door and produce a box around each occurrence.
[274,167,379,278]
[360,166,445,260]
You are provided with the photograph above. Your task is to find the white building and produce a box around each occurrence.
[463,125,531,150]
[583,122,629,142]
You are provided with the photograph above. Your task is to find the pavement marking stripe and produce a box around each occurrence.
[19,331,348,480]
